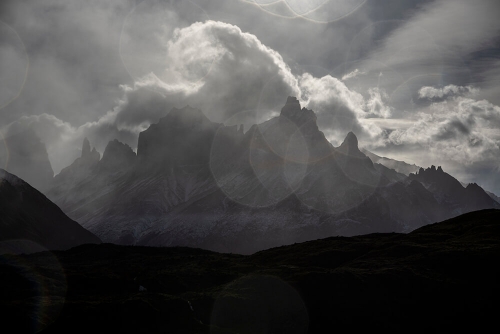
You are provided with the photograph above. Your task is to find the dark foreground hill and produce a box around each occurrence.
[1,209,499,333]
[0,169,101,252]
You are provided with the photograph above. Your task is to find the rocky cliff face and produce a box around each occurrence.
[44,97,500,253]
[137,105,218,170]
[408,166,499,215]
[99,139,136,172]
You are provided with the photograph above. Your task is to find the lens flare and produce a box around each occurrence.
[0,20,29,110]
[119,0,213,86]
[0,130,10,170]
[0,240,67,333]
[242,0,367,23]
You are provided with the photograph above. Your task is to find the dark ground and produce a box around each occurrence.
[1,209,499,333]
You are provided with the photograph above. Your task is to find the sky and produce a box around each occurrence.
[1,0,500,193]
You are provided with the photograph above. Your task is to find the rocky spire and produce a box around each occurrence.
[337,132,365,158]
[81,138,100,161]
[280,96,317,128]
[82,138,91,158]
[100,139,136,171]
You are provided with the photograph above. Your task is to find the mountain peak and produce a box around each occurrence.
[337,132,364,158]
[344,132,358,147]
[286,96,300,105]
[280,96,317,128]
[100,139,136,171]
[82,138,91,158]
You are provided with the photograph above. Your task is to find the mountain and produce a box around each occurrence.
[2,209,499,333]
[52,137,100,185]
[0,169,100,252]
[408,166,499,215]
[0,128,54,191]
[487,190,500,204]
[361,148,420,175]
[45,97,499,253]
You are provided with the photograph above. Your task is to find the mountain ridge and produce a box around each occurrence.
[0,169,101,252]
[42,97,499,253]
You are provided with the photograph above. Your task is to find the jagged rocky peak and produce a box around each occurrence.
[80,138,100,162]
[337,132,365,158]
[53,138,100,183]
[344,132,358,148]
[82,137,91,157]
[416,165,445,176]
[100,139,136,170]
[466,182,483,191]
[137,105,218,165]
[280,96,317,127]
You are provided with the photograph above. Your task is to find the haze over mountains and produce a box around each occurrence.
[2,96,495,253]
[0,128,54,191]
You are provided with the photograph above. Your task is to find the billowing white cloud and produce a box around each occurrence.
[115,20,388,145]
[376,96,500,166]
[365,87,392,118]
[418,84,478,101]
[121,20,301,124]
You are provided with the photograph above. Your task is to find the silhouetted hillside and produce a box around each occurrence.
[0,169,101,252]
[1,209,498,333]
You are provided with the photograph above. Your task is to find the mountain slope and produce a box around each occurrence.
[361,148,420,175]
[45,97,499,253]
[408,166,500,214]
[0,169,101,252]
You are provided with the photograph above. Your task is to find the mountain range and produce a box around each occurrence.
[26,96,497,253]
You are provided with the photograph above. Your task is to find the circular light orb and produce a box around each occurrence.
[210,275,309,334]
[0,20,29,110]
[0,240,67,333]
[245,0,367,23]
[119,0,212,84]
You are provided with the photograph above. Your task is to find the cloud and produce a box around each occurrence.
[345,0,500,113]
[4,19,393,173]
[365,87,392,118]
[0,0,135,125]
[117,20,389,145]
[2,108,139,174]
[341,68,364,81]
[118,20,302,126]
[374,97,500,166]
[418,84,478,101]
